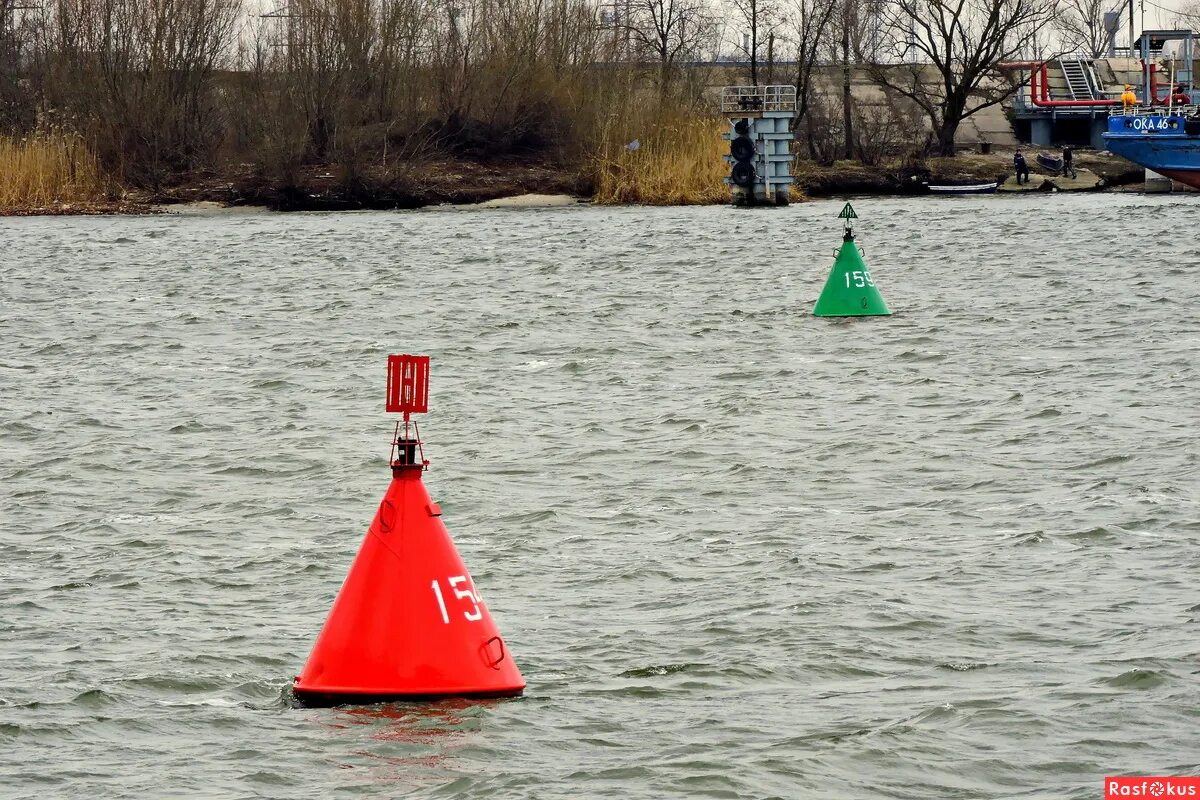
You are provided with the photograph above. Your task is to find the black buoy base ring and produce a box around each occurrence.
[292,687,524,708]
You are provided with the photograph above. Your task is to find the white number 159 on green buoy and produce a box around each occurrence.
[844,270,875,288]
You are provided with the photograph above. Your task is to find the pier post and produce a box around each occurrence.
[1030,117,1053,146]
[720,86,797,207]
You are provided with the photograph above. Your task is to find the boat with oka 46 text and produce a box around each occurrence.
[1102,108,1200,189]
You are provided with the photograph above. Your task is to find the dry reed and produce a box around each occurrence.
[0,134,110,209]
[591,114,730,205]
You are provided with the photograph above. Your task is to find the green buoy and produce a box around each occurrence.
[813,203,892,317]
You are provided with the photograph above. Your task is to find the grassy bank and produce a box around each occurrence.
[591,115,729,205]
[0,135,1147,214]
[0,134,123,212]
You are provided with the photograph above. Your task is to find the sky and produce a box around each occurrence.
[1121,0,1199,32]
[231,0,1200,33]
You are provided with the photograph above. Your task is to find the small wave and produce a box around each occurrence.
[211,465,277,477]
[102,513,183,526]
[1005,530,1047,546]
[1100,668,1167,689]
[618,663,697,678]
[72,689,118,708]
[1068,454,1133,470]
[153,696,241,708]
[896,350,945,362]
[1063,526,1117,541]
[513,359,547,371]
[249,379,298,390]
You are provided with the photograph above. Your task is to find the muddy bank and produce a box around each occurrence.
[141,160,588,212]
[145,151,1148,209]
[1,151,1150,216]
[0,160,584,215]
[793,151,1145,196]
[1,200,160,216]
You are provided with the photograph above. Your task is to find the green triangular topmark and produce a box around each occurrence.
[837,202,857,219]
[813,238,891,317]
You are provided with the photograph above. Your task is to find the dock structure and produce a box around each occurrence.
[1009,31,1199,151]
[1009,57,1141,150]
[720,85,796,207]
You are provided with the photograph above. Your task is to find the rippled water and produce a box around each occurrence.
[3,194,1198,799]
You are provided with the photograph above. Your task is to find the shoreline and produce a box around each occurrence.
[0,151,1152,217]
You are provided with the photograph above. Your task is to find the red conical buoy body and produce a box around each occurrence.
[293,355,524,706]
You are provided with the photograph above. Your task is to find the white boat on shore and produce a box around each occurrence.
[927,182,999,194]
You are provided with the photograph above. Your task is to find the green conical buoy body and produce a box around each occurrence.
[813,236,891,317]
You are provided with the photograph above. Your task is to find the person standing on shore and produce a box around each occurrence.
[1014,150,1030,185]
[1062,145,1076,179]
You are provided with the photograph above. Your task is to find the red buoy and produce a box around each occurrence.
[293,355,525,706]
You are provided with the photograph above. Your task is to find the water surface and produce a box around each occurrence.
[2,194,1198,799]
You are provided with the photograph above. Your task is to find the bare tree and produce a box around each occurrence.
[1170,0,1200,29]
[0,0,37,131]
[625,0,715,94]
[729,0,781,85]
[787,0,836,158]
[7,0,715,193]
[28,0,242,182]
[1011,13,1056,61]
[868,0,1057,156]
[839,0,853,158]
[812,0,875,158]
[1056,0,1108,57]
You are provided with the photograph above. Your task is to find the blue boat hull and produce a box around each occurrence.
[1103,113,1200,189]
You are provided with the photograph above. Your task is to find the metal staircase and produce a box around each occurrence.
[1059,57,1104,99]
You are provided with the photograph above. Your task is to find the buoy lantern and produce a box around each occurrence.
[813,203,892,317]
[292,354,525,706]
